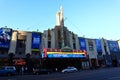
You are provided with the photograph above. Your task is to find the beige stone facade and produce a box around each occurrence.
[0,6,120,68]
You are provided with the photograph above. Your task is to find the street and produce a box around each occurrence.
[1,67,120,80]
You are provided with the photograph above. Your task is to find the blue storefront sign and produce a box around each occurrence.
[31,33,41,51]
[95,39,102,52]
[79,38,86,50]
[107,40,119,53]
[0,28,12,49]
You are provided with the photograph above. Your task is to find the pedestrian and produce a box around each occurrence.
[25,66,28,74]
[55,68,58,72]
[21,66,24,75]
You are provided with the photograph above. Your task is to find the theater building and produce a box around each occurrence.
[41,7,88,70]
[0,6,120,71]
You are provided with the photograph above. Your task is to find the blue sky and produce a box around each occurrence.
[0,0,120,40]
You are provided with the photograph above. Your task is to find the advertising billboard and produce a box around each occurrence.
[0,28,12,49]
[79,38,86,50]
[107,40,119,53]
[31,33,41,51]
[95,39,102,52]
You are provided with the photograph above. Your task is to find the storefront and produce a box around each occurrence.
[0,58,9,66]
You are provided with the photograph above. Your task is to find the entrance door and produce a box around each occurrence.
[112,60,118,67]
[91,59,97,69]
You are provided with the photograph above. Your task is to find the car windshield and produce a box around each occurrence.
[67,67,72,69]
[7,67,14,70]
[67,67,75,69]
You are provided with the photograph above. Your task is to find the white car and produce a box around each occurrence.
[61,67,78,73]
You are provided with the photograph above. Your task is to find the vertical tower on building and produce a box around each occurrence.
[56,6,64,26]
[56,6,65,48]
[42,6,79,49]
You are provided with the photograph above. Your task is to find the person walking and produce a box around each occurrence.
[21,66,24,75]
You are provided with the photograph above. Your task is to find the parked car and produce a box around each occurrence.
[61,66,78,73]
[33,68,52,75]
[0,66,16,76]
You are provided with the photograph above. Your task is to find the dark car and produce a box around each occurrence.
[0,66,16,76]
[33,68,52,75]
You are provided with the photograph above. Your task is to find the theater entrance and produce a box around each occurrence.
[42,58,83,72]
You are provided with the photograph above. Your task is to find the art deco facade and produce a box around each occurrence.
[42,6,79,50]
[0,7,120,69]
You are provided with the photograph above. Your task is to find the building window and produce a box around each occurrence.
[104,45,107,52]
[73,43,76,49]
[48,29,51,40]
[17,40,25,48]
[58,30,61,40]
[48,41,51,48]
[19,42,23,48]
[88,42,94,51]
[58,42,62,49]
[44,34,46,38]
[19,52,22,55]
[72,33,75,42]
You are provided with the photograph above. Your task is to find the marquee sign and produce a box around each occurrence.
[42,48,86,58]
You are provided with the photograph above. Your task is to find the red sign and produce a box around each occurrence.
[13,59,26,65]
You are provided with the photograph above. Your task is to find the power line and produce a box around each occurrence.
[65,17,85,37]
